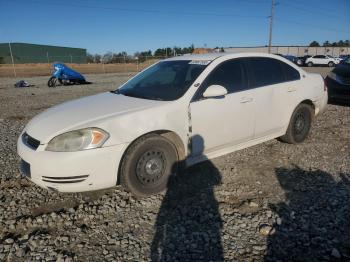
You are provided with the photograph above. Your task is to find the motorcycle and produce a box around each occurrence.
[48,63,90,87]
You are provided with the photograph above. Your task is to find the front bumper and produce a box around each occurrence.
[326,77,350,101]
[17,134,128,192]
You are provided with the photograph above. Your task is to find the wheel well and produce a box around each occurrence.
[300,100,316,117]
[300,99,314,109]
[116,130,186,185]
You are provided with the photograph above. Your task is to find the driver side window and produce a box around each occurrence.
[194,59,247,101]
[205,59,246,93]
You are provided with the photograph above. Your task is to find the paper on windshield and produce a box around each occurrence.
[189,60,211,65]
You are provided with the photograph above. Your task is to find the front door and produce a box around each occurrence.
[189,59,255,156]
[314,55,327,65]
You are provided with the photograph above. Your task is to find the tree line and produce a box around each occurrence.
[309,40,350,47]
[87,45,195,63]
[86,40,350,63]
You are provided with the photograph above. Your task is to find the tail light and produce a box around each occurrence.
[323,78,327,91]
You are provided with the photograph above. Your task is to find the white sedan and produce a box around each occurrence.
[18,53,328,196]
[305,55,340,67]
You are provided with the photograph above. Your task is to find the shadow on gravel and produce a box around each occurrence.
[266,167,350,261]
[151,135,224,261]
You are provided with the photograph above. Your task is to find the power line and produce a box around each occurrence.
[275,17,350,35]
[279,1,350,21]
[17,0,267,19]
[8,0,350,47]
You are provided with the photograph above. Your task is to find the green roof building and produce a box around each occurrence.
[0,43,86,64]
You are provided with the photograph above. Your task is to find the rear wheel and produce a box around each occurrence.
[328,61,335,67]
[307,62,313,67]
[280,103,313,144]
[120,134,178,197]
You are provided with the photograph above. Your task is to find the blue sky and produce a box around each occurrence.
[0,0,349,54]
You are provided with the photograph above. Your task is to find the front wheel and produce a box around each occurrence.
[47,76,58,87]
[280,103,313,144]
[120,134,178,197]
[307,62,313,67]
[328,61,335,67]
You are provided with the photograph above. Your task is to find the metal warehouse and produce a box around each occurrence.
[0,43,86,64]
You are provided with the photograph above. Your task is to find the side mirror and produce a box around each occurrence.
[203,85,228,98]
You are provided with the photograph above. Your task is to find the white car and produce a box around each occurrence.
[305,55,340,67]
[18,53,328,196]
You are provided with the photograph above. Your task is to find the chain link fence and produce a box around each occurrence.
[0,55,169,78]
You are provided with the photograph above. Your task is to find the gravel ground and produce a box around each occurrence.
[0,69,349,261]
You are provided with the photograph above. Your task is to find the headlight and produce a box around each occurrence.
[327,72,342,84]
[46,128,109,152]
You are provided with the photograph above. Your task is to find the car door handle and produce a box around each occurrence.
[240,97,253,103]
[288,87,297,92]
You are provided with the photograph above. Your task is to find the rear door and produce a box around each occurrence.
[245,57,301,138]
[314,55,327,65]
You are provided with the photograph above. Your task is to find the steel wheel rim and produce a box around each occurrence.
[136,149,166,186]
[294,112,306,134]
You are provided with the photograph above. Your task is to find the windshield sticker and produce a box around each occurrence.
[189,60,211,65]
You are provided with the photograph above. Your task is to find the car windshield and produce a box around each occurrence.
[344,57,350,64]
[114,60,209,101]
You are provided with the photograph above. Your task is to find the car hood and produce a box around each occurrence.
[25,92,164,143]
[333,64,350,77]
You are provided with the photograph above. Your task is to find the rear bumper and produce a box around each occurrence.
[313,90,328,116]
[17,135,128,192]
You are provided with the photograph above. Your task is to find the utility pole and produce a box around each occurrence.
[268,0,276,54]
[8,43,16,77]
[47,51,50,74]
[124,54,127,73]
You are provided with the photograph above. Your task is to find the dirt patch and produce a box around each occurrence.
[7,115,26,121]
[30,200,80,217]
[0,61,157,78]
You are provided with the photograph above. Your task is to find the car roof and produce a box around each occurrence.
[164,52,306,75]
[165,53,226,61]
[165,52,296,62]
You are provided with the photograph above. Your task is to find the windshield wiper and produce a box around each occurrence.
[122,92,164,101]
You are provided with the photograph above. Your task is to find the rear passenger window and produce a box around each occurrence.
[203,59,246,94]
[280,62,300,81]
[247,57,284,88]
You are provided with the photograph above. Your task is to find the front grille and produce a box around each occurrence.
[22,132,40,150]
[20,159,31,178]
[42,175,89,184]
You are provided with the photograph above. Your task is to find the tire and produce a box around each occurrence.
[307,62,313,67]
[328,61,335,67]
[297,59,303,66]
[47,76,57,87]
[280,103,313,144]
[120,134,179,197]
